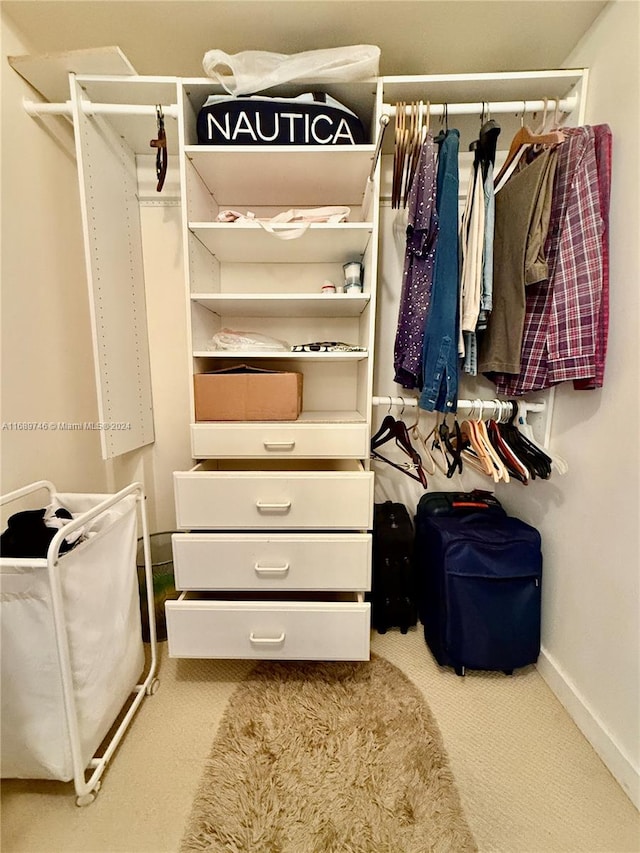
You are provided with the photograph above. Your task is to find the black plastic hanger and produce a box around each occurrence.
[370,413,428,488]
[479,118,501,177]
[498,406,552,479]
[150,105,167,192]
[370,414,398,447]
[434,103,449,145]
[438,419,464,478]
[486,420,529,484]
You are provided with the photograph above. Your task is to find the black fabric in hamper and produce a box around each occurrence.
[197,92,366,145]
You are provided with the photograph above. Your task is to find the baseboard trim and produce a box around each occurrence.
[537,646,639,810]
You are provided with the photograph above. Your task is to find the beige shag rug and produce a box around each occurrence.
[181,654,476,853]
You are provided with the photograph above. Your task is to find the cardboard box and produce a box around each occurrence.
[194,365,303,421]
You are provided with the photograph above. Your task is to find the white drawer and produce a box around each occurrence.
[191,422,369,459]
[173,460,374,530]
[172,532,371,590]
[165,593,370,660]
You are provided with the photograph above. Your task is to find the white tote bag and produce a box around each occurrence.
[216,206,351,240]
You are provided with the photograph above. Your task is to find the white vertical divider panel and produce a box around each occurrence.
[360,78,384,469]
[70,75,155,459]
[177,82,198,427]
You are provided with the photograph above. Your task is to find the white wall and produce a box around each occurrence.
[1,18,189,530]
[536,0,638,807]
[465,0,640,806]
[1,15,107,496]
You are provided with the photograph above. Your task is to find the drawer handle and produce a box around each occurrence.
[254,563,290,576]
[256,501,292,513]
[249,632,286,645]
[263,441,296,451]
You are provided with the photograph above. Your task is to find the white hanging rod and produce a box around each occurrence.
[23,98,179,119]
[383,95,576,118]
[372,396,545,415]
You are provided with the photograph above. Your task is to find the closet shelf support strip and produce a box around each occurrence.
[383,96,576,118]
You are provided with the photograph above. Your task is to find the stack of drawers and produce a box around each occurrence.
[166,456,373,660]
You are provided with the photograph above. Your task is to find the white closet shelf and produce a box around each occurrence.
[185,145,375,207]
[191,293,370,318]
[381,70,585,107]
[189,222,373,263]
[291,410,366,423]
[194,410,367,425]
[193,350,369,362]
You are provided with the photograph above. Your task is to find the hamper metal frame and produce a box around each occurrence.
[0,480,159,806]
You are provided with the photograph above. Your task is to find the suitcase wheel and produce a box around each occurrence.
[455,665,465,677]
[503,669,514,676]
[400,625,409,635]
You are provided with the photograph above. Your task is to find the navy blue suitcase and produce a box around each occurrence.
[415,493,542,675]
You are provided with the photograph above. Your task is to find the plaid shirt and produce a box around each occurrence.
[492,125,611,395]
[574,124,612,389]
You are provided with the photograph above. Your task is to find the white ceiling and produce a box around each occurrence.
[3,0,609,78]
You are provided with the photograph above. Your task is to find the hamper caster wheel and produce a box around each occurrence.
[146,677,160,696]
[76,782,101,808]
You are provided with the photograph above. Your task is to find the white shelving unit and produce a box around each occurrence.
[161,77,381,660]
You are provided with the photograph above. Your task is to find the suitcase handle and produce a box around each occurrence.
[452,501,491,509]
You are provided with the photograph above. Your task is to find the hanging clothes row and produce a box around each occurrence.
[392,101,612,409]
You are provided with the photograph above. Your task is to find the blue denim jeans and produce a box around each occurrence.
[419,130,461,413]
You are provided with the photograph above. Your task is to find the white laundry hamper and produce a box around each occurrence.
[0,481,159,806]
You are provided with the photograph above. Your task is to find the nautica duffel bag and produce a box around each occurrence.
[197,92,366,145]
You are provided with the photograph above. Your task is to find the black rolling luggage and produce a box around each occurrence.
[371,501,417,634]
[415,491,542,675]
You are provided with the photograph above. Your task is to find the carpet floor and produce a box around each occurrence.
[1,629,639,852]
